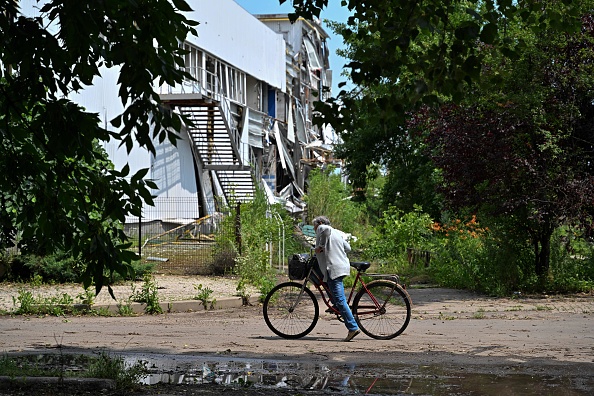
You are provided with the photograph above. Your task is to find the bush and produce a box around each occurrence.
[365,205,434,272]
[8,252,85,283]
[304,166,365,234]
[1,252,153,284]
[215,188,285,295]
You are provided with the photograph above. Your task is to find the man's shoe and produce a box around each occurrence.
[325,306,338,314]
[343,329,361,342]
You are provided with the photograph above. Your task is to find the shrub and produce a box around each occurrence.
[304,166,364,234]
[365,205,434,272]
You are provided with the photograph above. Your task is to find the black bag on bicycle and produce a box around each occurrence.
[288,253,310,280]
[308,256,324,285]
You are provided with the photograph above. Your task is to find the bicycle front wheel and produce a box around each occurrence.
[263,282,319,339]
[352,280,411,340]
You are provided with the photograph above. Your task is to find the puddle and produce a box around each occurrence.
[4,353,592,395]
[119,354,594,395]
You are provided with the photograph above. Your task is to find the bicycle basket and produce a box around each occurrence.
[288,253,310,280]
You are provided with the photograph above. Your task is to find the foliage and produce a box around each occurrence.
[304,166,364,235]
[1,252,154,284]
[193,283,216,309]
[0,0,198,295]
[547,226,594,292]
[365,206,594,295]
[424,10,594,279]
[12,288,76,316]
[218,188,282,296]
[366,205,434,271]
[88,352,148,390]
[295,0,584,125]
[7,252,84,283]
[429,214,594,295]
[289,0,594,291]
[130,273,163,314]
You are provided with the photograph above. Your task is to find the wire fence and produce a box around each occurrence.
[125,197,239,275]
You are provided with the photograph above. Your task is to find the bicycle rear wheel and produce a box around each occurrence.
[352,280,411,340]
[263,282,319,339]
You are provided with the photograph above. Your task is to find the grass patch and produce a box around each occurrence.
[472,308,486,319]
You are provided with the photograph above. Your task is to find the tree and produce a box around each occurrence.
[286,0,585,169]
[424,11,594,279]
[0,0,197,295]
[287,0,594,282]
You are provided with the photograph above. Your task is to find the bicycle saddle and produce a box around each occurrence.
[350,261,371,272]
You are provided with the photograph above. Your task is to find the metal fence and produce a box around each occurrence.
[125,197,239,275]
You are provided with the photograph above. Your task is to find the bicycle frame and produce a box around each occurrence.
[264,255,413,340]
[300,260,402,317]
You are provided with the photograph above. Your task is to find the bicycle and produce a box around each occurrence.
[263,254,412,340]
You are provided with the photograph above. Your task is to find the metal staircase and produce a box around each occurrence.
[160,79,255,204]
[181,102,254,200]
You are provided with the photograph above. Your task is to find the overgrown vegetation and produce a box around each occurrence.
[0,352,148,391]
[0,251,154,284]
[216,188,303,299]
[88,352,148,390]
[361,206,594,296]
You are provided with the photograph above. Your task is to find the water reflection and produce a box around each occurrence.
[126,357,592,395]
[5,353,592,395]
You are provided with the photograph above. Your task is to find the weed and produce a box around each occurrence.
[193,284,216,309]
[12,289,36,314]
[130,273,163,314]
[472,308,486,319]
[87,352,148,390]
[96,306,114,316]
[117,298,135,316]
[438,312,456,320]
[77,287,95,306]
[236,280,251,305]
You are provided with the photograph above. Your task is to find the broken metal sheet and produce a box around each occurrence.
[246,108,265,149]
[292,181,305,197]
[273,122,296,181]
[303,37,322,70]
[305,139,333,152]
[273,121,287,171]
[287,98,295,143]
[279,183,292,199]
[262,177,276,205]
[295,101,308,143]
[322,123,339,145]
[285,199,304,214]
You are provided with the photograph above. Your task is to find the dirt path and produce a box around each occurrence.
[1,285,592,367]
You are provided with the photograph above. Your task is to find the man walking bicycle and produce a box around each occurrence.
[313,216,361,342]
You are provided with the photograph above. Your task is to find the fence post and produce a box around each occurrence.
[138,212,142,257]
[235,203,242,255]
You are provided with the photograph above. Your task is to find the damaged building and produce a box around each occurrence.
[21,0,341,226]
[149,0,341,219]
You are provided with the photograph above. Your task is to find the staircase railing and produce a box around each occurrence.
[159,67,240,157]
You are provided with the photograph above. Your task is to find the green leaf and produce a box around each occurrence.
[480,23,498,45]
[171,0,193,12]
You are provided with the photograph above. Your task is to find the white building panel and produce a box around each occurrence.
[187,0,286,91]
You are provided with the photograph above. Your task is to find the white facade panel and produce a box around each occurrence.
[187,0,286,91]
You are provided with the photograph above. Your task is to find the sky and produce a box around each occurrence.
[234,0,352,95]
